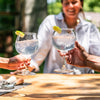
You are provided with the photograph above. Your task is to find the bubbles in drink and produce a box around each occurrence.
[52,35,76,51]
[15,39,38,55]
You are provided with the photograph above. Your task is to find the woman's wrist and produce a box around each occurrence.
[86,55,97,70]
[0,57,9,64]
[0,57,9,69]
[82,51,90,68]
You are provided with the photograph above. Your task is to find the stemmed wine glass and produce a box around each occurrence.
[15,32,38,75]
[52,28,76,74]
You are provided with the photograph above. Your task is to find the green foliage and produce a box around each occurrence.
[0,0,15,30]
[48,0,100,15]
[0,0,15,12]
[37,62,44,73]
[84,0,100,12]
[0,69,11,74]
[0,16,15,30]
[48,2,62,14]
[0,0,16,74]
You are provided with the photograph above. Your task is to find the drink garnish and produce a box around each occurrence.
[15,30,25,38]
[53,26,62,34]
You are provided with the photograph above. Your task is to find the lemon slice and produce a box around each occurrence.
[53,26,62,34]
[15,31,25,38]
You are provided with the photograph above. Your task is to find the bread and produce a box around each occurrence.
[15,78,24,85]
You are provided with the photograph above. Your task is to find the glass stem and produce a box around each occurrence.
[62,56,66,70]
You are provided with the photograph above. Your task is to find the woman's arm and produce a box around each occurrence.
[0,57,9,69]
[59,41,100,72]
[66,41,100,72]
[0,54,30,70]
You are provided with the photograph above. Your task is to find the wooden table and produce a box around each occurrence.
[0,74,100,100]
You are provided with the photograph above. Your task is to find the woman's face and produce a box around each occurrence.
[62,0,82,18]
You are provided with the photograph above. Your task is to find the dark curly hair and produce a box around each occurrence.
[61,0,83,2]
[61,0,83,7]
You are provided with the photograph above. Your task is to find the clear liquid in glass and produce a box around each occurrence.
[15,39,38,56]
[15,32,38,75]
[52,35,76,52]
[52,28,76,74]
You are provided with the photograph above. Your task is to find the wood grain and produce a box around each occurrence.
[0,74,100,100]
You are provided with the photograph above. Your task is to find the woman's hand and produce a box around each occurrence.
[8,54,31,70]
[58,41,89,67]
[58,41,100,72]
[66,41,100,72]
[65,41,88,67]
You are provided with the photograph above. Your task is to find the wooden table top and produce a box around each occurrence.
[0,74,100,100]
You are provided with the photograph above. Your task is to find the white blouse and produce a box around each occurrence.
[30,12,100,74]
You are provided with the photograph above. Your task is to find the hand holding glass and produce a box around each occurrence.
[15,32,38,75]
[52,28,76,73]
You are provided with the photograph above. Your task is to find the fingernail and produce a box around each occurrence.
[21,63,24,66]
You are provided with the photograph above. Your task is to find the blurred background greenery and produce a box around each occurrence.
[0,0,100,74]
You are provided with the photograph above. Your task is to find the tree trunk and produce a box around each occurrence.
[23,0,47,33]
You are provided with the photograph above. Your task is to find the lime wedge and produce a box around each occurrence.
[15,31,25,38]
[53,26,62,34]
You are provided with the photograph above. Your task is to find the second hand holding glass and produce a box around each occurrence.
[52,26,76,74]
[15,31,38,75]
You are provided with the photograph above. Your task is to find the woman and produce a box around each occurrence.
[30,0,100,74]
[0,54,30,70]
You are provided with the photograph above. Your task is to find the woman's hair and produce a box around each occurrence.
[61,0,83,7]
